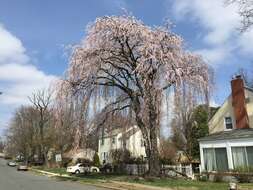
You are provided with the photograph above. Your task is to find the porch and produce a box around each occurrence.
[199,129,253,172]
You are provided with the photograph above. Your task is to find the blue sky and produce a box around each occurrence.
[0,0,252,134]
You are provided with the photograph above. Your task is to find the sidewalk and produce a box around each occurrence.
[30,168,176,190]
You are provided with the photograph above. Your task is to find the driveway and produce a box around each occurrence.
[0,158,108,190]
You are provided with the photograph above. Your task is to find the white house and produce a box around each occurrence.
[199,75,253,172]
[63,148,96,163]
[98,125,146,164]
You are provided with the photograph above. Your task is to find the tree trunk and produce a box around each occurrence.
[146,128,160,176]
[133,94,161,176]
[146,89,161,176]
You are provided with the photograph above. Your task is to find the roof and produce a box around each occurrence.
[100,125,139,139]
[208,86,253,123]
[199,128,253,142]
[118,126,140,140]
[245,86,253,92]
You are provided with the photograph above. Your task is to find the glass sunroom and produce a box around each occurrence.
[199,129,253,172]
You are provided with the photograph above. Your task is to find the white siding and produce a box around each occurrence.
[209,88,253,134]
[98,126,146,164]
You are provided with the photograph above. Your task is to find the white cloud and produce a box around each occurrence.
[172,0,239,45]
[0,24,57,133]
[0,25,29,64]
[196,47,231,66]
[0,64,56,105]
[171,0,253,66]
[238,29,253,54]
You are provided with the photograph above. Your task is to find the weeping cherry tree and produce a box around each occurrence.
[66,15,211,176]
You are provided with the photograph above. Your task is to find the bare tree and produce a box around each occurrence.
[0,137,4,153]
[5,106,39,161]
[227,0,253,31]
[65,15,210,175]
[159,137,177,164]
[236,67,253,88]
[28,89,53,165]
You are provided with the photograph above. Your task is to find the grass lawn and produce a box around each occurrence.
[32,166,68,175]
[33,167,253,190]
[128,178,228,190]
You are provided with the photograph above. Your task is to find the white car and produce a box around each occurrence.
[17,163,28,171]
[66,163,99,174]
[7,161,17,167]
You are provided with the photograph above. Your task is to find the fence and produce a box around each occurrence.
[125,164,148,175]
[125,163,195,179]
[162,164,195,179]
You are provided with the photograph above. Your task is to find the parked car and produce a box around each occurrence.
[66,163,99,174]
[7,161,17,167]
[90,166,100,173]
[0,153,5,158]
[17,163,28,171]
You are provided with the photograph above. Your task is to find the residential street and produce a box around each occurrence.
[0,159,107,190]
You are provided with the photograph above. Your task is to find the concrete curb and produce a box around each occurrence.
[29,168,176,190]
[29,168,128,190]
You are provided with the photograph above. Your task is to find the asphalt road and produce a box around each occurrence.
[0,159,107,190]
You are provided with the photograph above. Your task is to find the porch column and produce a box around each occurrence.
[226,142,234,170]
[199,143,205,173]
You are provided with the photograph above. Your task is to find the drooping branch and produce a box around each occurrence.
[63,15,211,176]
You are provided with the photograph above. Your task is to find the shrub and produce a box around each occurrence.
[110,149,131,164]
[93,152,101,167]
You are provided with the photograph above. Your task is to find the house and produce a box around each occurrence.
[63,148,96,163]
[199,75,253,172]
[98,125,146,164]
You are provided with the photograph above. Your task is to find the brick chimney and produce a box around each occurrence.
[231,75,249,129]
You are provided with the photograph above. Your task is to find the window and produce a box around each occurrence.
[246,147,253,166]
[232,146,253,169]
[101,138,104,145]
[225,117,233,129]
[203,148,216,172]
[103,152,109,161]
[203,148,228,172]
[112,137,115,144]
[215,148,229,171]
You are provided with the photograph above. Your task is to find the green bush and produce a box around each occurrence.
[110,149,131,164]
[93,152,101,167]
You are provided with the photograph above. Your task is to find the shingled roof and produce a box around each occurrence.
[199,128,253,142]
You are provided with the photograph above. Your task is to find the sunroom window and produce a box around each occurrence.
[203,148,228,172]
[232,146,253,169]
